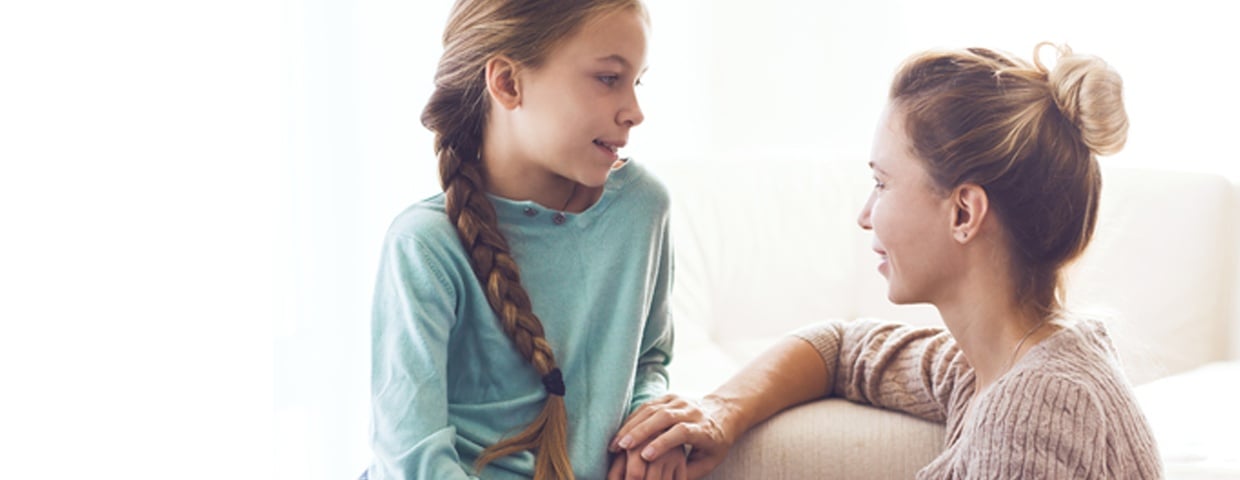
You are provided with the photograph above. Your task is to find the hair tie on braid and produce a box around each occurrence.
[541,368,566,396]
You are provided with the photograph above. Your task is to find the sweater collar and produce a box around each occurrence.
[486,159,639,225]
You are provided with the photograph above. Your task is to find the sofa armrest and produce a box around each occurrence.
[704,399,945,480]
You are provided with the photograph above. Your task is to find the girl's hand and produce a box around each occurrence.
[607,439,687,480]
[609,394,734,479]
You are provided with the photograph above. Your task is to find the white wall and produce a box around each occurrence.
[1,1,280,478]
[2,1,1236,479]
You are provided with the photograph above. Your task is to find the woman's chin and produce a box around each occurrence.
[885,286,913,305]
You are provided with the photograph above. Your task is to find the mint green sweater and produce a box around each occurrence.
[366,161,674,479]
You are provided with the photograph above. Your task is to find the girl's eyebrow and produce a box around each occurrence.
[596,54,631,68]
[596,54,648,75]
[868,161,889,175]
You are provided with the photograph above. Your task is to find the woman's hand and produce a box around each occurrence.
[609,394,735,479]
[606,438,687,480]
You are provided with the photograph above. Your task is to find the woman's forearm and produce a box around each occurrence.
[703,336,830,441]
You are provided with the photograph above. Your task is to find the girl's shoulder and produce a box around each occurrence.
[616,159,668,194]
[383,193,459,251]
[605,159,671,213]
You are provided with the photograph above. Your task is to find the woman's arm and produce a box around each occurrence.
[609,335,829,478]
[612,319,964,479]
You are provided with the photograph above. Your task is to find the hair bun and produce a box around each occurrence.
[1036,43,1129,156]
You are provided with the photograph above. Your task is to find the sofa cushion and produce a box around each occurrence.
[1135,361,1240,479]
[704,399,945,480]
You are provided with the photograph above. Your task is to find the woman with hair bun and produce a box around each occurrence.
[608,43,1162,479]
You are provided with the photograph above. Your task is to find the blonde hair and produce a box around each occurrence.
[420,1,647,478]
[889,43,1128,318]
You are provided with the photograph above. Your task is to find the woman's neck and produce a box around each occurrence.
[937,276,1052,392]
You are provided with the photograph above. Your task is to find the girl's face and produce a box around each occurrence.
[510,7,648,188]
[858,105,963,305]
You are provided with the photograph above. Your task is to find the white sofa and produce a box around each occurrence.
[649,155,1240,479]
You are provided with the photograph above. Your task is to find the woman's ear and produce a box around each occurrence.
[951,183,989,244]
[485,55,522,110]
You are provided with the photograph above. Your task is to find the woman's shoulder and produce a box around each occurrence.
[1034,316,1123,374]
[1001,316,1138,405]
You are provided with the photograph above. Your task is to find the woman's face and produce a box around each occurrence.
[858,105,964,305]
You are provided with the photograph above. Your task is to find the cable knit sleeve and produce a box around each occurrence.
[791,318,970,423]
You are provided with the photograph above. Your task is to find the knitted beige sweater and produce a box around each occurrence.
[793,317,1162,479]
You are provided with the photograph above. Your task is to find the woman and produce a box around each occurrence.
[607,43,1161,479]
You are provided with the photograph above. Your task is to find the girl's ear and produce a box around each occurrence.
[485,55,522,110]
[951,183,989,244]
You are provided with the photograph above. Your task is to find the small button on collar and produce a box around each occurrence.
[523,207,538,217]
[552,212,567,225]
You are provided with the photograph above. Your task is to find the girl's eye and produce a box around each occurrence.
[598,75,619,86]
[873,179,886,190]
[635,77,643,87]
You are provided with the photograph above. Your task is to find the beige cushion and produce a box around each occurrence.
[705,399,945,480]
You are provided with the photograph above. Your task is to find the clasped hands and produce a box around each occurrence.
[605,394,734,480]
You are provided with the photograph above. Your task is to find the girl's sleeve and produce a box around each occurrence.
[368,233,478,480]
[628,225,674,415]
[791,318,967,423]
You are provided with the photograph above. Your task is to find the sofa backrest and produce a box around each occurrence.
[652,155,1238,385]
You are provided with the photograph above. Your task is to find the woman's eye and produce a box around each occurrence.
[598,75,619,86]
[873,178,886,190]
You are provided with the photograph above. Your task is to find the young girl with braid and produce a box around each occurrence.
[363,1,684,479]
[610,44,1162,479]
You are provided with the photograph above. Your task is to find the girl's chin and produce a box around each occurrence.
[576,170,612,189]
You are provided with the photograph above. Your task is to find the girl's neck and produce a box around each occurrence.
[479,149,580,212]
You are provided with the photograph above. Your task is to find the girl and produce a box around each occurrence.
[609,44,1162,479]
[364,1,686,479]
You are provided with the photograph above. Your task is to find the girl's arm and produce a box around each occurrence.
[628,225,675,415]
[368,233,478,480]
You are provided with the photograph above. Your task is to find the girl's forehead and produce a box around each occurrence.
[552,8,648,67]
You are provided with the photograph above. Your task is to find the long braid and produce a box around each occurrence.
[426,85,574,479]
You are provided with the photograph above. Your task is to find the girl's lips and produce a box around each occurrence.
[593,139,620,153]
[593,139,621,161]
